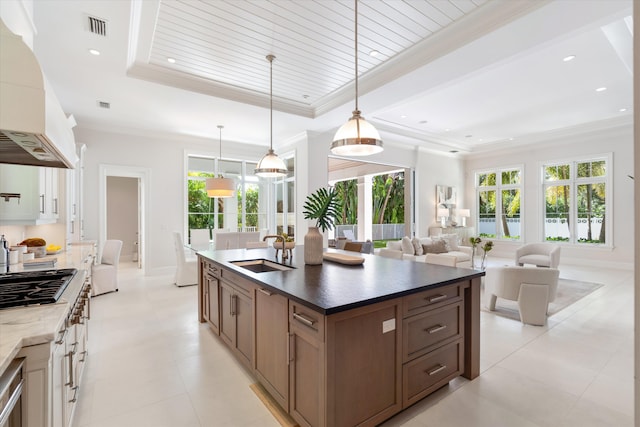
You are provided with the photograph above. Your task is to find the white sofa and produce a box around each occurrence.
[381,235,472,267]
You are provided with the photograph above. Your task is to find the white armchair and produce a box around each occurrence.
[173,232,198,287]
[485,266,560,326]
[92,240,123,296]
[515,243,561,268]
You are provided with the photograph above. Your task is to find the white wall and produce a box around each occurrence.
[75,127,266,275]
[464,123,633,269]
[415,149,466,237]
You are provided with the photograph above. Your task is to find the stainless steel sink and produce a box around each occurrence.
[230,259,295,273]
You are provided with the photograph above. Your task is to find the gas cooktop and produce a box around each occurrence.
[0,268,78,309]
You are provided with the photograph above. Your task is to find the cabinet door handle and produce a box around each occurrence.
[427,324,447,334]
[427,294,447,303]
[286,332,292,365]
[66,350,74,387]
[40,194,45,213]
[53,197,58,214]
[55,327,68,345]
[69,386,79,403]
[292,312,315,327]
[258,288,272,296]
[230,294,237,316]
[427,365,447,376]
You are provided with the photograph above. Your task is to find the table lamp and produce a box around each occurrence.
[437,208,449,228]
[459,209,470,227]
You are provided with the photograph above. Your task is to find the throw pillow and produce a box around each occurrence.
[386,240,402,251]
[401,236,415,255]
[422,240,448,254]
[440,234,460,251]
[411,237,423,256]
[430,236,451,252]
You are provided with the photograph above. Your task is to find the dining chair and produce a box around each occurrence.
[92,239,123,296]
[343,242,363,253]
[424,253,457,267]
[173,231,198,287]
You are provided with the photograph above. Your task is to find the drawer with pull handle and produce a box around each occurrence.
[403,301,463,362]
[402,283,462,317]
[402,340,463,407]
[289,301,325,342]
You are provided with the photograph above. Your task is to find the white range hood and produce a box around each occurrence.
[0,19,77,169]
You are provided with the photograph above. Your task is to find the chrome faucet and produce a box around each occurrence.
[263,234,288,260]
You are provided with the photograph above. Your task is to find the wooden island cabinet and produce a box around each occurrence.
[198,247,482,427]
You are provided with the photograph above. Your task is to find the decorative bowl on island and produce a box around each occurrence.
[273,241,295,250]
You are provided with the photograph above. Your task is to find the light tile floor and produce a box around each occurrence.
[73,258,634,427]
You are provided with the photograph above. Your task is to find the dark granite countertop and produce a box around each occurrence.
[197,246,484,315]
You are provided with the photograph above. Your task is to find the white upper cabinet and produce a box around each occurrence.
[0,163,60,224]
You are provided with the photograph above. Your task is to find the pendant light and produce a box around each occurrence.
[255,54,288,178]
[330,0,383,156]
[205,125,235,198]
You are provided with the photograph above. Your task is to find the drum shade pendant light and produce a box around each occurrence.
[206,125,235,198]
[331,0,383,156]
[255,55,288,178]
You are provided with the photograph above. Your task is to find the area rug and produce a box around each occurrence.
[482,278,604,322]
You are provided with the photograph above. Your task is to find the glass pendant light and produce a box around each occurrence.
[331,0,383,156]
[205,125,235,197]
[255,54,288,178]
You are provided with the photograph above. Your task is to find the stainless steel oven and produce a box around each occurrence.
[0,358,24,427]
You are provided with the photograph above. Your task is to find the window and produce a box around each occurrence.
[187,153,296,243]
[274,156,296,238]
[543,157,609,245]
[475,167,522,240]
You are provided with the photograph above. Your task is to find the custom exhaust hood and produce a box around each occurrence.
[0,20,76,169]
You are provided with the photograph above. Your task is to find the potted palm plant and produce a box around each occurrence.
[302,187,340,264]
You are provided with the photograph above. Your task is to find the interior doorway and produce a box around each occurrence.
[107,176,140,266]
[98,165,149,273]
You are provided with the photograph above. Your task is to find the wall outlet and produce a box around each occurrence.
[382,318,396,334]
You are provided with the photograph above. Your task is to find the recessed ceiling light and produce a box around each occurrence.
[478,138,483,142]
[449,150,458,153]
[563,55,576,62]
[167,57,176,63]
[509,137,514,141]
[619,108,627,112]
[400,115,407,118]
[444,128,450,132]
[595,87,607,92]
[369,50,380,57]
[465,135,473,138]
[302,94,309,99]
[418,120,427,124]
[89,48,100,56]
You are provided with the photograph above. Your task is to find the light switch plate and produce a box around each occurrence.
[382,318,396,334]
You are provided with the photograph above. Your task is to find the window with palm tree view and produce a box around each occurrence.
[543,157,608,245]
[476,167,522,240]
[186,156,272,245]
[333,171,405,247]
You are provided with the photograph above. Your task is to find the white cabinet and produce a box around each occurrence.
[0,164,60,224]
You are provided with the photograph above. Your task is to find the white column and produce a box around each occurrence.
[357,175,373,241]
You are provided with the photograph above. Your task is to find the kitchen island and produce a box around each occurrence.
[197,246,483,427]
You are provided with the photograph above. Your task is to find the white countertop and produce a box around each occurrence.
[0,244,94,374]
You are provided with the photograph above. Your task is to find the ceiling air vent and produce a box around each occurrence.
[87,15,108,36]
[97,101,110,109]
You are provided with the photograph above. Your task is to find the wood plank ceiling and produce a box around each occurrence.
[149,0,487,112]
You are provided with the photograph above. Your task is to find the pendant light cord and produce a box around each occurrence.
[217,124,223,177]
[354,0,359,113]
[268,54,275,151]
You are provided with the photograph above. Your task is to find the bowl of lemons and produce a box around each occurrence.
[46,244,63,255]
